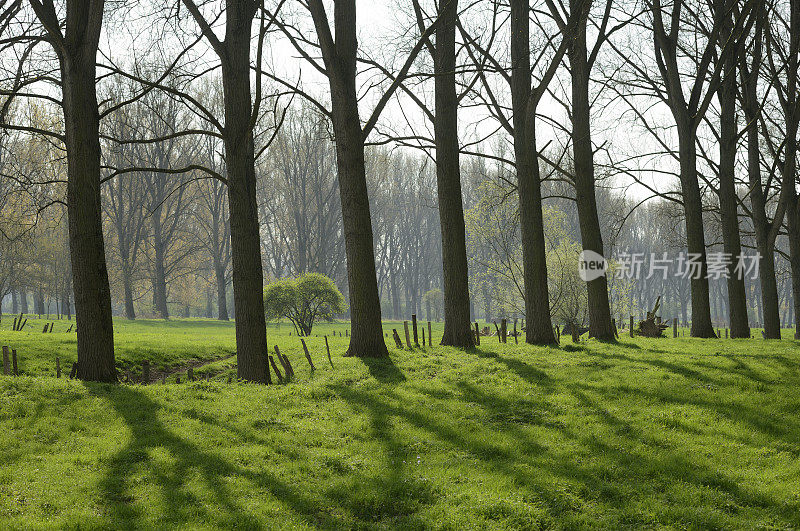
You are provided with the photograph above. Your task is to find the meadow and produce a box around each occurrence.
[0,316,799,529]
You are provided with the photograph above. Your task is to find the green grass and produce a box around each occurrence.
[1,318,799,529]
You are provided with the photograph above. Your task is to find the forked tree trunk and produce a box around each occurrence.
[511,0,556,345]
[58,1,116,382]
[741,23,781,338]
[434,0,474,348]
[716,5,750,338]
[568,5,615,341]
[222,12,269,382]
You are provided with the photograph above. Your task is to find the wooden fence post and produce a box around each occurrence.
[2,346,9,375]
[474,322,480,346]
[513,319,518,344]
[325,336,333,368]
[630,316,635,337]
[403,321,412,349]
[412,314,419,346]
[673,319,678,338]
[392,329,404,348]
[269,356,284,383]
[428,321,432,346]
[300,339,315,370]
[421,328,425,347]
[501,319,507,343]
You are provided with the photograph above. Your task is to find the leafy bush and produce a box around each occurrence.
[263,273,346,336]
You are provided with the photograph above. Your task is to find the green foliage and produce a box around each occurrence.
[1,325,799,529]
[465,180,587,322]
[263,273,346,336]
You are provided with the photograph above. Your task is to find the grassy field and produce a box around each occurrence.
[1,317,799,529]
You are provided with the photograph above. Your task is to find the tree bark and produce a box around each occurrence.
[740,17,781,338]
[567,2,615,341]
[150,209,170,319]
[716,21,750,338]
[215,262,229,321]
[222,3,269,381]
[55,0,116,382]
[677,121,716,337]
[311,0,388,357]
[511,0,556,345]
[434,0,474,348]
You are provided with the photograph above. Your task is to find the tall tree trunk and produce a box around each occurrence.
[568,4,615,341]
[150,212,170,319]
[716,37,750,338]
[59,1,116,381]
[677,121,716,337]
[34,291,44,316]
[740,12,781,338]
[222,10,269,382]
[434,0,473,347]
[511,0,556,345]
[122,269,136,319]
[330,94,388,357]
[11,290,17,314]
[215,262,229,321]
[120,244,136,319]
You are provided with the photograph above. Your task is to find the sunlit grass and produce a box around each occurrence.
[1,318,799,528]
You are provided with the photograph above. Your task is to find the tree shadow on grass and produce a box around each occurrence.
[84,384,340,529]
[470,347,554,390]
[361,355,406,383]
[332,379,800,527]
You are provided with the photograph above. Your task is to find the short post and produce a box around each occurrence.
[403,321,412,349]
[12,349,18,376]
[412,314,419,346]
[176,376,181,384]
[427,321,432,346]
[324,336,333,368]
[300,339,315,370]
[673,319,678,338]
[513,319,518,344]
[725,328,728,339]
[2,346,9,375]
[142,360,150,385]
[56,356,61,378]
[269,356,284,383]
[474,322,480,346]
[630,316,635,337]
[501,318,507,343]
[556,325,561,342]
[392,329,404,348]
[421,328,425,347]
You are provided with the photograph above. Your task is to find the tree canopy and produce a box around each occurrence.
[263,273,346,336]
